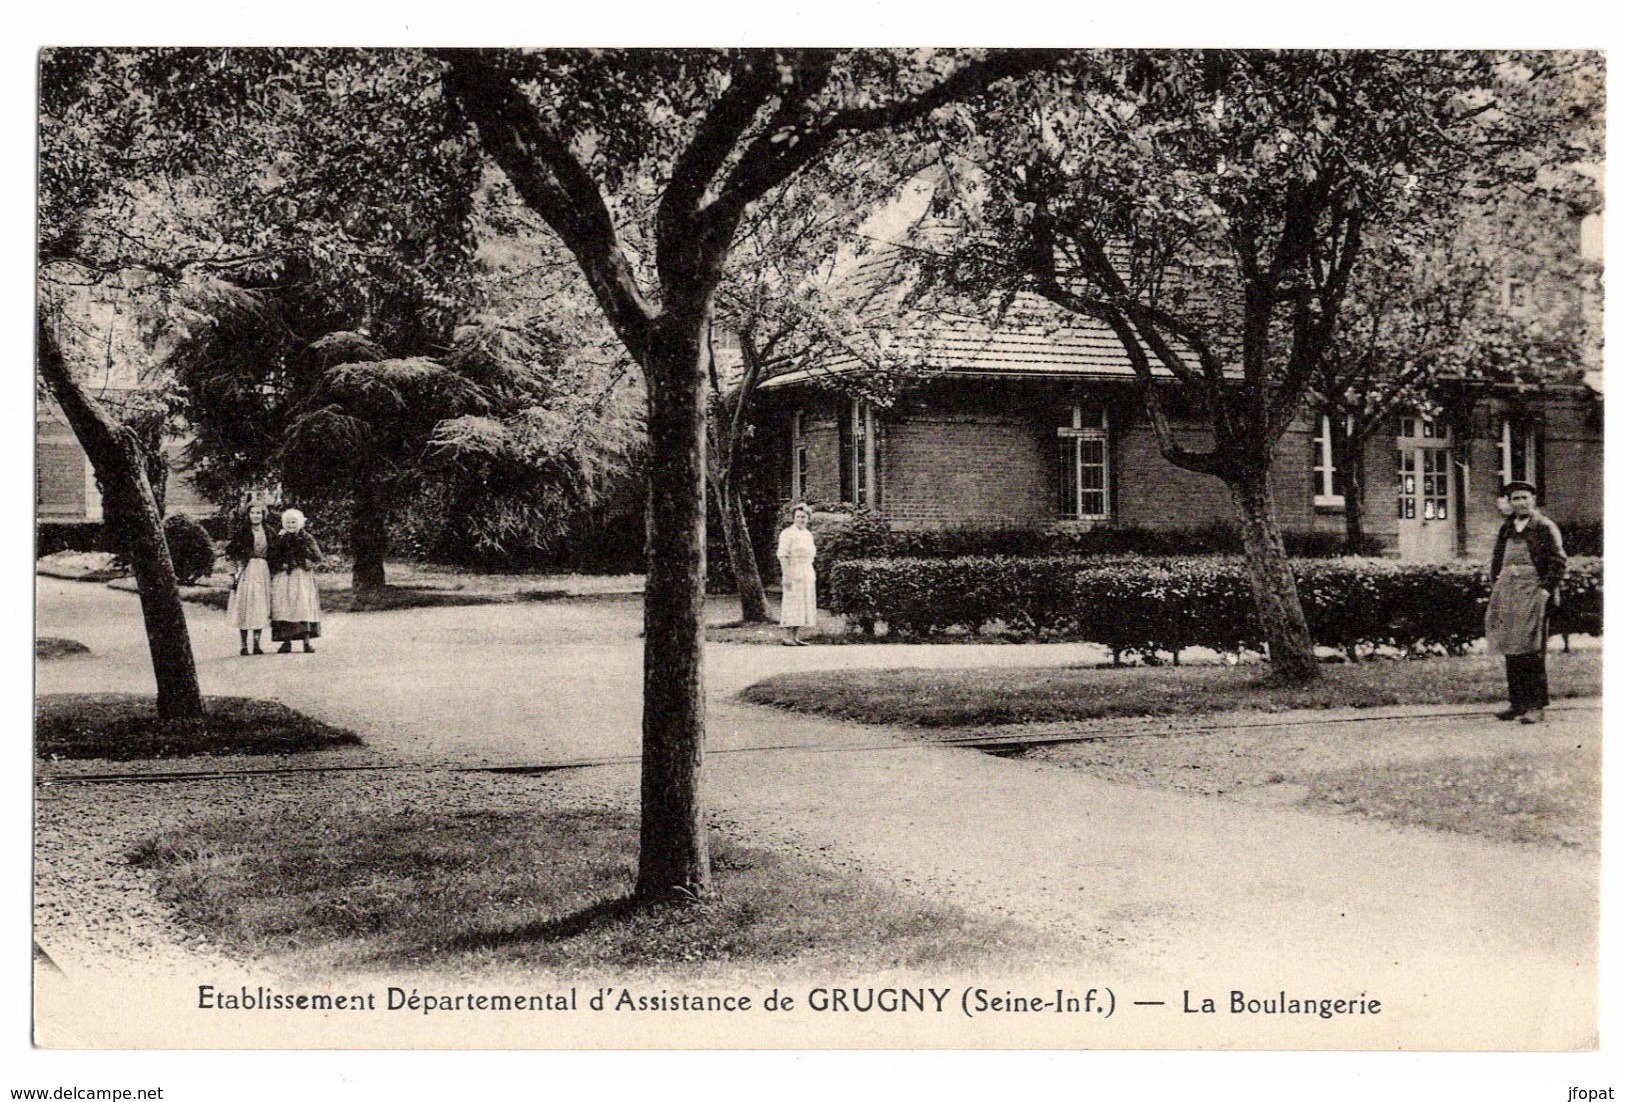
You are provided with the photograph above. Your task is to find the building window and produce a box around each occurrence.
[1398,416,1448,441]
[1313,414,1347,507]
[1057,402,1111,520]
[1397,447,1450,521]
[838,399,879,507]
[787,410,808,502]
[1499,415,1542,491]
[1502,277,1530,313]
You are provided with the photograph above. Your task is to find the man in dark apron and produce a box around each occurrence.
[1484,481,1567,723]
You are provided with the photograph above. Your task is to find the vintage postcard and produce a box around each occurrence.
[25,33,1608,1092]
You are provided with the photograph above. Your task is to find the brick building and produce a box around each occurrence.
[36,396,214,526]
[756,300,1602,563]
[36,285,215,534]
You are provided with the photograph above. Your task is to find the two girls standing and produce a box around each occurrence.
[226,505,323,654]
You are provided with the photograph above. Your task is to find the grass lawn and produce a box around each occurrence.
[36,638,90,660]
[35,693,362,761]
[740,650,1602,727]
[126,801,1056,977]
[1031,725,1600,852]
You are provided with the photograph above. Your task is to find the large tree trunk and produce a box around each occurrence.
[350,468,388,592]
[1338,429,1369,553]
[713,476,770,624]
[1229,464,1321,683]
[38,318,206,723]
[637,313,713,901]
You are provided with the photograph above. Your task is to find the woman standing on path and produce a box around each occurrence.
[225,502,272,655]
[777,503,817,646]
[269,508,323,654]
[1485,481,1567,723]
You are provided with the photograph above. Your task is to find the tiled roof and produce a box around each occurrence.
[760,286,1202,390]
[761,233,1215,391]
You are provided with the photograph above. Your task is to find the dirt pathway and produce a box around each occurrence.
[35,578,1599,1047]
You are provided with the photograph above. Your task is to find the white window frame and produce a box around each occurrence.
[1313,414,1346,507]
[1058,402,1111,521]
[1399,415,1449,442]
[1499,416,1538,489]
[844,398,879,508]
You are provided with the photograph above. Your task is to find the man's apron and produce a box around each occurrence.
[1484,533,1547,656]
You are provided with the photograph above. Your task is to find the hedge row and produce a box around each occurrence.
[794,508,1381,565]
[827,555,1602,659]
[37,521,107,557]
[782,506,1395,604]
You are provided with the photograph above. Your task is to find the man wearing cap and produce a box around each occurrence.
[1484,481,1567,723]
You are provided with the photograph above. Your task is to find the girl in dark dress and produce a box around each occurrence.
[225,503,273,655]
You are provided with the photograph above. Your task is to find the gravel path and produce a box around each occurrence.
[34,577,1602,1048]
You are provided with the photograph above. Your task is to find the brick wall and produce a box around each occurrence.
[1540,394,1603,530]
[884,410,1054,528]
[799,410,842,504]
[36,419,86,519]
[35,408,216,521]
[1296,422,1401,546]
[1112,420,1236,528]
[760,382,1601,558]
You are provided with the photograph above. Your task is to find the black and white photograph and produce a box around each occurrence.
[16,14,1615,1098]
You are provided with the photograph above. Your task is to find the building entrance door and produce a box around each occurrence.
[1396,418,1456,562]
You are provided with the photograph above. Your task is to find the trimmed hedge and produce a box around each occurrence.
[828,554,1602,660]
[775,505,1388,610]
[783,506,1383,563]
[1565,521,1603,557]
[37,521,106,558]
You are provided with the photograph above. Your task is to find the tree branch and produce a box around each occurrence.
[438,50,657,361]
[659,54,781,241]
[1102,309,1226,479]
[703,49,1057,232]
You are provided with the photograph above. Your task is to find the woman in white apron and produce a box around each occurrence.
[269,508,323,653]
[776,503,818,645]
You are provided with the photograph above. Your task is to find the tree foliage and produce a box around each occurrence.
[916,49,1602,679]
[99,51,640,580]
[440,47,1055,898]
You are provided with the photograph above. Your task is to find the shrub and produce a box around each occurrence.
[1551,557,1603,639]
[197,512,235,541]
[162,514,217,584]
[827,554,1603,659]
[1564,522,1603,557]
[37,521,105,558]
[1284,529,1388,558]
